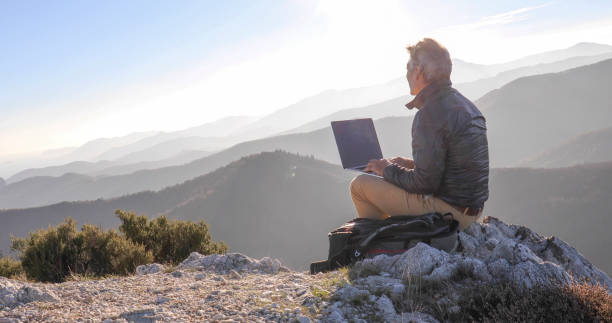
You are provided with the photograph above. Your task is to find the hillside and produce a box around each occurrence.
[520,126,612,167]
[0,117,413,209]
[0,151,356,270]
[2,151,612,276]
[478,58,612,167]
[1,217,610,322]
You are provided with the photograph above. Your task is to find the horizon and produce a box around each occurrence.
[2,1,612,159]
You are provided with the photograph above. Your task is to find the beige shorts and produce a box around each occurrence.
[349,174,483,230]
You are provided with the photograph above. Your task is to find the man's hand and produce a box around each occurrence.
[364,158,391,176]
[390,157,415,169]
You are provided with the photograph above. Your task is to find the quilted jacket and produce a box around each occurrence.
[382,78,489,209]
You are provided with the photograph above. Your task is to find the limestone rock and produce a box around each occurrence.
[135,263,164,275]
[178,252,289,274]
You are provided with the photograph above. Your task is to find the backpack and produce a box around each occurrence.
[310,212,459,274]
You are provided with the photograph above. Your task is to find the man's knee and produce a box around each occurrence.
[349,174,370,196]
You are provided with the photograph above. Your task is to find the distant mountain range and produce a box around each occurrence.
[3,42,610,183]
[0,117,413,209]
[1,151,611,276]
[479,58,612,167]
[3,57,612,209]
[520,126,612,168]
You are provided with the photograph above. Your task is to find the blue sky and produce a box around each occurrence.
[1,0,612,158]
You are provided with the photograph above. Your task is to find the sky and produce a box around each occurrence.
[1,0,612,159]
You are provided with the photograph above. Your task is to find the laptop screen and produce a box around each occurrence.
[331,118,383,169]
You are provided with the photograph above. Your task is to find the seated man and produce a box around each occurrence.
[355,38,489,231]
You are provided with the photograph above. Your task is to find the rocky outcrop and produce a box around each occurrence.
[321,216,612,322]
[178,252,291,275]
[1,216,609,322]
[0,278,59,308]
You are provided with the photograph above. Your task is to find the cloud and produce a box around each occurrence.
[440,2,552,32]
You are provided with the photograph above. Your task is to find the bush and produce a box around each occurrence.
[115,209,228,264]
[11,218,153,282]
[456,280,612,322]
[0,256,22,278]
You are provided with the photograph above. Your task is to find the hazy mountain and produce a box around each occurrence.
[487,162,612,276]
[0,131,159,180]
[0,151,356,270]
[87,150,212,178]
[519,126,612,168]
[231,80,411,140]
[0,177,5,188]
[92,116,255,162]
[111,136,214,164]
[0,117,413,209]
[447,42,612,84]
[485,42,612,75]
[456,52,612,101]
[282,95,412,135]
[479,58,612,167]
[1,151,611,275]
[7,160,117,184]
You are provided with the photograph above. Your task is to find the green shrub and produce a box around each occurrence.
[0,256,22,278]
[115,209,228,264]
[11,218,153,282]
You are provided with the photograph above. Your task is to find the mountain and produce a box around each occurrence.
[230,80,410,140]
[0,177,5,188]
[487,162,612,276]
[86,150,212,178]
[0,131,160,180]
[7,160,117,184]
[282,95,412,135]
[486,42,612,75]
[110,136,213,164]
[2,152,612,276]
[519,126,612,168]
[0,117,413,209]
[0,151,356,270]
[456,52,612,101]
[478,58,612,167]
[91,116,255,162]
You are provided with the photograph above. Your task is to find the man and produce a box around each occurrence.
[352,38,489,230]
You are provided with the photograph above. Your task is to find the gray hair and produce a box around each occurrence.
[406,38,452,82]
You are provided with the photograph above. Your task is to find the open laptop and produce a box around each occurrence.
[331,118,383,176]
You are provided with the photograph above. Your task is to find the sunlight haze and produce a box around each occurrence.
[1,0,611,158]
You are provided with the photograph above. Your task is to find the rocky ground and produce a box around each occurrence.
[1,216,611,322]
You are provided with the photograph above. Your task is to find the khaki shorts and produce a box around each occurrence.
[349,174,483,230]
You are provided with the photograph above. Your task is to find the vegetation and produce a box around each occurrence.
[0,254,23,279]
[115,209,228,264]
[8,210,227,282]
[11,218,153,283]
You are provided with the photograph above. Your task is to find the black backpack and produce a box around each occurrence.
[310,212,459,274]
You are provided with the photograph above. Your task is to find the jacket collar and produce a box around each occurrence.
[405,78,452,110]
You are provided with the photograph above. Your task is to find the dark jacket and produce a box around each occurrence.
[382,78,489,209]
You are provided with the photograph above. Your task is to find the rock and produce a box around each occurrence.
[178,252,288,275]
[375,294,399,322]
[398,312,440,323]
[155,296,170,304]
[194,273,207,281]
[136,263,164,275]
[296,315,311,323]
[229,270,242,280]
[119,308,159,323]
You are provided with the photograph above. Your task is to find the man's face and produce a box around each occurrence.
[406,60,419,95]
[406,59,425,96]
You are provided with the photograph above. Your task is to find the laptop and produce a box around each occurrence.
[331,118,383,176]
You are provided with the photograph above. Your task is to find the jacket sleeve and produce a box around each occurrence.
[382,111,447,194]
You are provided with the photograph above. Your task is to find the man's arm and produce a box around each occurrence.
[382,114,447,193]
